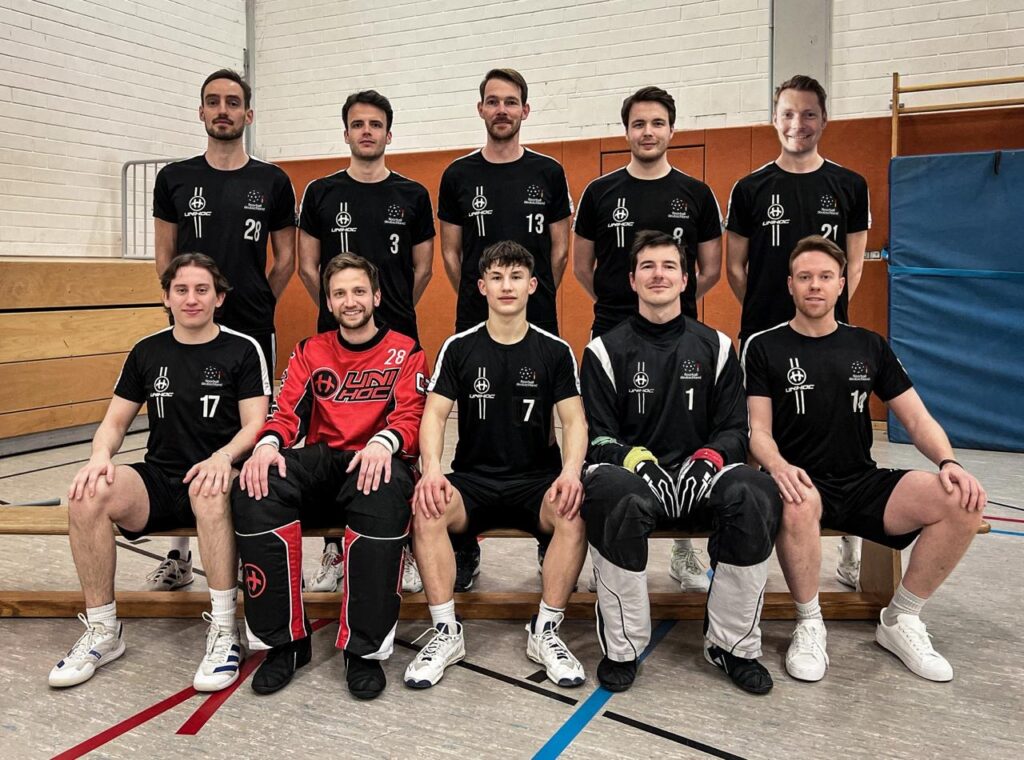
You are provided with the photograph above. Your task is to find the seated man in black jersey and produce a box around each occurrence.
[404,241,589,690]
[50,254,270,691]
[232,254,427,700]
[744,235,986,683]
[580,230,782,694]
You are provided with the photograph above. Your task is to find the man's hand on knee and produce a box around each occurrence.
[413,469,452,520]
[184,450,233,498]
[545,469,584,520]
[68,454,116,501]
[347,440,393,495]
[239,442,287,500]
[766,459,814,504]
[939,461,986,512]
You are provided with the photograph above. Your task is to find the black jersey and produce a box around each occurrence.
[437,149,572,332]
[727,160,870,341]
[153,155,297,335]
[114,326,272,481]
[581,313,747,471]
[573,167,722,333]
[429,323,580,478]
[742,323,912,478]
[299,170,435,339]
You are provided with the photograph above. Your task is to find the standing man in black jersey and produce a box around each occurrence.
[573,86,724,591]
[438,67,573,587]
[49,254,270,691]
[726,74,871,588]
[152,69,297,587]
[403,241,589,690]
[743,235,985,684]
[297,89,434,596]
[580,231,781,695]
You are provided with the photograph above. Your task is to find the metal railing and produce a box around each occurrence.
[121,158,183,259]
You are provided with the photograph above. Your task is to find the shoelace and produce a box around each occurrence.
[681,549,705,576]
[791,623,826,657]
[145,557,182,585]
[898,617,937,656]
[540,628,572,662]
[201,611,235,659]
[313,551,341,583]
[67,613,110,658]
[412,626,456,662]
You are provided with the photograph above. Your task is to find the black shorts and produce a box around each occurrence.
[121,462,195,540]
[446,471,557,541]
[814,468,918,550]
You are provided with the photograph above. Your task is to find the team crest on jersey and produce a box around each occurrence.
[629,361,654,414]
[668,198,692,220]
[185,187,212,238]
[608,198,633,248]
[849,360,871,382]
[384,203,407,225]
[679,358,702,381]
[785,358,814,414]
[469,186,492,236]
[151,366,173,418]
[762,193,790,247]
[470,367,495,418]
[818,193,839,217]
[524,184,546,206]
[516,366,538,389]
[312,367,400,402]
[244,190,266,212]
[201,365,227,388]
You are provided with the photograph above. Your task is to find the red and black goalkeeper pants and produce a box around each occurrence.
[231,443,413,659]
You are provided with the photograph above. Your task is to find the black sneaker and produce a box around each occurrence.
[252,637,312,695]
[704,643,773,694]
[597,656,637,692]
[345,652,386,700]
[454,542,481,592]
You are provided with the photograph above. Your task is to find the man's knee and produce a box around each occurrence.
[581,466,657,572]
[191,489,231,522]
[348,466,413,537]
[780,487,822,535]
[709,466,782,565]
[69,480,118,525]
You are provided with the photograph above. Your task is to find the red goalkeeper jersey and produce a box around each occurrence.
[260,328,427,460]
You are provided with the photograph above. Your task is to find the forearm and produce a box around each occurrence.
[560,417,587,474]
[726,261,746,301]
[906,415,955,466]
[846,258,864,300]
[696,270,719,300]
[412,265,432,305]
[91,423,126,460]
[267,260,293,299]
[749,429,787,472]
[297,260,321,302]
[418,413,447,473]
[216,420,265,464]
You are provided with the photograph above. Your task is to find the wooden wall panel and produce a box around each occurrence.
[0,400,111,440]
[0,258,162,310]
[0,354,127,414]
[0,308,167,364]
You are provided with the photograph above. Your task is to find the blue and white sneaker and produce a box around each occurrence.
[49,613,125,688]
[193,612,243,691]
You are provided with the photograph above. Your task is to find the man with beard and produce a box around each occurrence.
[232,254,427,700]
[573,85,724,592]
[437,68,573,587]
[297,90,434,596]
[152,69,296,588]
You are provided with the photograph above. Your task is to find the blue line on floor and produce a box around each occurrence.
[989,529,1024,537]
[533,619,676,759]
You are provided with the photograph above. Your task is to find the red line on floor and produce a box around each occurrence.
[985,514,1024,524]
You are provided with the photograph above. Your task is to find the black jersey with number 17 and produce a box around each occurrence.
[153,155,297,336]
[437,150,572,333]
[428,323,580,478]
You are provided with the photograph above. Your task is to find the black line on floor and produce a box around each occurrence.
[0,444,148,480]
[602,711,748,760]
[114,539,208,579]
[394,638,579,706]
[989,500,1024,513]
[526,668,549,683]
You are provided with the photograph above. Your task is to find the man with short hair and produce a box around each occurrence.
[297,89,434,595]
[726,74,871,589]
[49,254,270,691]
[404,241,589,690]
[438,67,573,587]
[580,230,781,695]
[573,85,724,591]
[232,254,427,700]
[152,68,297,587]
[743,235,985,684]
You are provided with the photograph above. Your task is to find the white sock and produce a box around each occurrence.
[795,594,823,622]
[536,600,564,632]
[673,538,694,552]
[429,600,457,630]
[86,601,117,632]
[883,582,927,626]
[170,537,190,557]
[209,587,237,630]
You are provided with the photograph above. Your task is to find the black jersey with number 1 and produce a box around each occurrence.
[299,170,435,339]
[437,149,572,333]
[429,323,580,478]
[114,327,272,481]
[153,155,296,336]
[742,323,912,479]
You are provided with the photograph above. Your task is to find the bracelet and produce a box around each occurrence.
[215,450,233,462]
[938,458,961,470]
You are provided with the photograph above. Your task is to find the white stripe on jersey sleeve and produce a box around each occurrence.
[584,336,616,393]
[738,322,789,388]
[714,330,732,382]
[529,324,581,393]
[427,323,486,393]
[221,326,273,396]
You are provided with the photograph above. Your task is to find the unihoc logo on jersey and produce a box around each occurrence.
[762,193,790,247]
[679,358,702,381]
[785,357,814,414]
[185,187,212,238]
[244,189,266,212]
[469,186,493,236]
[849,360,871,382]
[384,203,406,226]
[608,197,633,248]
[629,361,654,414]
[331,202,358,250]
[668,198,692,220]
[469,366,495,419]
[151,366,174,418]
[311,366,400,403]
[524,183,546,206]
[818,193,839,217]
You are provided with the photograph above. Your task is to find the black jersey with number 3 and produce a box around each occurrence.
[438,150,572,332]
[153,155,296,335]
[114,327,272,480]
[573,167,722,333]
[299,170,435,338]
[727,160,869,341]
[429,323,580,478]
[742,323,911,478]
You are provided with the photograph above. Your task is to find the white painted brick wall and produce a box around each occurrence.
[0,0,245,258]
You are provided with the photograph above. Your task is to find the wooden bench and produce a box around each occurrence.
[3,505,989,621]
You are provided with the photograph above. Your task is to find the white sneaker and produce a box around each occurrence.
[145,551,194,591]
[876,609,953,682]
[526,614,585,687]
[668,544,711,592]
[836,536,860,589]
[785,619,829,682]
[307,544,343,592]
[49,613,125,688]
[403,622,465,688]
[402,547,423,593]
[193,612,244,692]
